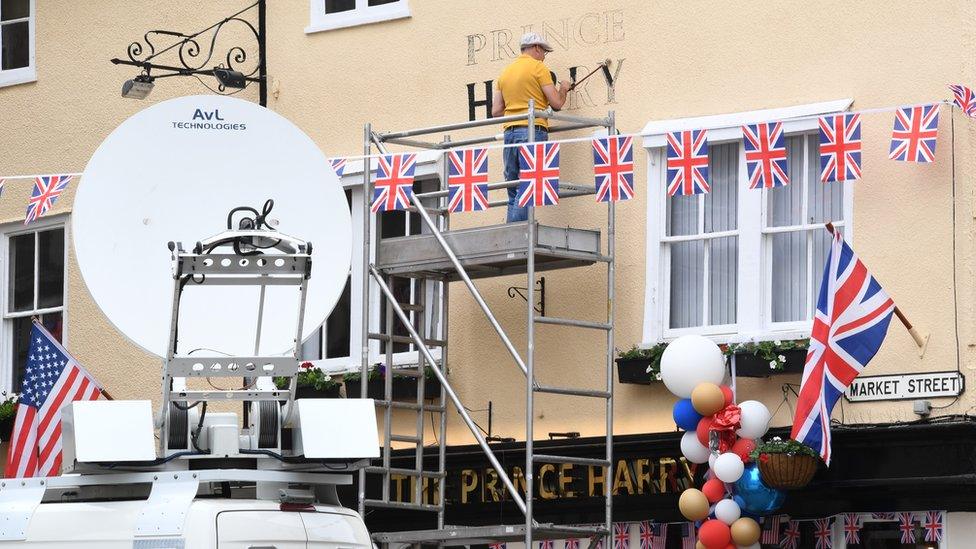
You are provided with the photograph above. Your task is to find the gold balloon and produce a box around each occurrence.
[691,382,726,416]
[678,488,710,521]
[695,542,705,549]
[731,517,761,546]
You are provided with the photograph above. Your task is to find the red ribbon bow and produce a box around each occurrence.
[710,404,742,453]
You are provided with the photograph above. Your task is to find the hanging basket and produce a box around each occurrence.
[758,453,819,490]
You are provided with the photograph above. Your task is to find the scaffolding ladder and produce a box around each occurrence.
[358,102,616,549]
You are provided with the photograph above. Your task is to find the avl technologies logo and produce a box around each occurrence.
[172,108,247,131]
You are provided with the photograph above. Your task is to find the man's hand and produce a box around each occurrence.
[559,80,572,93]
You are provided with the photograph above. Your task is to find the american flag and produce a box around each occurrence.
[564,538,579,549]
[781,520,801,549]
[5,321,102,478]
[539,540,554,549]
[593,136,635,202]
[517,142,560,208]
[949,84,976,117]
[888,104,940,163]
[843,513,861,544]
[818,114,862,183]
[762,515,782,544]
[743,122,789,189]
[680,523,696,549]
[666,130,710,196]
[790,230,895,464]
[371,154,417,213]
[898,512,916,544]
[612,523,630,549]
[329,157,347,177]
[25,175,72,225]
[923,511,944,542]
[447,148,490,213]
[813,518,832,549]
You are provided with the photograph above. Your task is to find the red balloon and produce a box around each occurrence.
[696,416,714,446]
[731,438,757,462]
[698,519,731,549]
[720,385,734,406]
[701,478,726,503]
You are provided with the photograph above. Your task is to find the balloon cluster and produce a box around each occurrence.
[661,336,785,549]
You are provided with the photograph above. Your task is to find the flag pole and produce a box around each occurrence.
[824,222,927,350]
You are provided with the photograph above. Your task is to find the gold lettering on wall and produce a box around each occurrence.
[611,459,635,496]
[588,465,607,496]
[559,463,576,498]
[539,464,557,499]
[461,469,478,504]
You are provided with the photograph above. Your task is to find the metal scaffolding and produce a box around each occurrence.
[358,102,617,549]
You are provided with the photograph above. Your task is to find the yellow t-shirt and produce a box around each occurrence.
[497,54,554,129]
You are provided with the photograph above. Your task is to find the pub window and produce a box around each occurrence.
[307,0,410,34]
[0,0,36,87]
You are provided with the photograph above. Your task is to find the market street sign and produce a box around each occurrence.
[845,371,965,402]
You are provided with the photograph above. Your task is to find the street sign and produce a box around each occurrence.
[845,371,965,402]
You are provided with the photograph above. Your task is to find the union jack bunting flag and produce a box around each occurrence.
[813,518,832,549]
[371,154,417,213]
[818,114,862,183]
[666,130,710,196]
[517,142,560,208]
[612,523,630,549]
[565,538,579,549]
[898,513,916,544]
[790,230,895,464]
[889,104,940,162]
[489,543,506,549]
[761,515,782,544]
[743,122,790,189]
[949,83,976,118]
[843,513,861,544]
[539,540,554,549]
[680,523,696,549]
[447,148,490,213]
[329,157,347,177]
[639,521,666,549]
[5,321,102,478]
[923,511,944,542]
[25,175,72,225]
[593,136,635,202]
[781,520,801,549]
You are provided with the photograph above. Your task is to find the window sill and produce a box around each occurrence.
[0,67,36,88]
[305,4,410,34]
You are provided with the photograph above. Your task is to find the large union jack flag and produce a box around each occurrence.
[593,136,635,202]
[843,513,861,544]
[780,520,801,549]
[447,148,489,213]
[923,511,944,542]
[329,158,347,177]
[813,518,832,549]
[613,523,630,549]
[790,230,895,464]
[949,84,976,118]
[517,142,560,208]
[898,513,916,544]
[888,104,940,162]
[666,130,709,196]
[743,122,790,189]
[818,114,862,183]
[371,154,417,213]
[26,175,72,225]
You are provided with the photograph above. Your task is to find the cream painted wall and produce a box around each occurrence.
[0,1,973,450]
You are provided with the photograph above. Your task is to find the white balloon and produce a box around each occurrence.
[660,335,726,398]
[714,498,741,524]
[737,400,772,439]
[708,452,718,469]
[680,431,710,464]
[713,452,745,483]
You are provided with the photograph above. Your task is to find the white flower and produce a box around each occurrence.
[654,373,662,380]
[778,354,786,362]
[772,436,782,441]
[646,365,652,373]
[769,361,777,369]
[774,340,782,346]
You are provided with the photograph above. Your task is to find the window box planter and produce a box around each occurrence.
[615,357,658,385]
[734,349,806,377]
[345,376,441,401]
[295,384,342,399]
[0,416,13,443]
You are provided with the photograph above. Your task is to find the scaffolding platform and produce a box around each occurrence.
[372,524,608,546]
[377,221,605,280]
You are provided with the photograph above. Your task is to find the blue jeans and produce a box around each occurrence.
[504,126,549,223]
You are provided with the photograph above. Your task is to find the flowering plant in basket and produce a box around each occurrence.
[0,392,18,442]
[749,437,821,490]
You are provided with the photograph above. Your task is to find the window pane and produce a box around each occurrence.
[806,136,844,223]
[368,0,399,5]
[0,0,28,21]
[12,312,61,390]
[770,232,808,322]
[708,236,737,325]
[301,329,322,360]
[811,228,839,302]
[325,0,355,13]
[8,232,34,313]
[325,276,351,358]
[667,195,698,237]
[669,241,703,329]
[37,229,64,309]
[766,135,805,227]
[704,142,738,233]
[1,20,29,70]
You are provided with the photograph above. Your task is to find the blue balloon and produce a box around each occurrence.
[672,399,702,431]
[732,463,786,515]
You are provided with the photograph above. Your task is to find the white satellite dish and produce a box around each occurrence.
[74,95,351,358]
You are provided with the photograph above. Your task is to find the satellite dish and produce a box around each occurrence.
[74,95,351,358]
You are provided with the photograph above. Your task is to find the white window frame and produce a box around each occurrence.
[306,0,410,34]
[0,0,37,88]
[310,152,443,375]
[0,215,69,394]
[642,99,855,346]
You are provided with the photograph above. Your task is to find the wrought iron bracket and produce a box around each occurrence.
[507,276,545,315]
[110,0,267,105]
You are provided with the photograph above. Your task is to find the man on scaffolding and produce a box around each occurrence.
[492,32,571,223]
